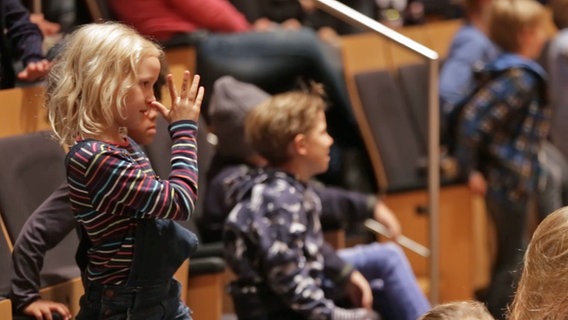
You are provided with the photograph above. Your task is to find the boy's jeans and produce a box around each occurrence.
[338,242,431,320]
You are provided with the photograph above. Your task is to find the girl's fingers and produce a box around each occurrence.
[166,74,177,105]
[179,70,190,100]
[150,100,170,118]
[188,74,200,101]
[194,86,205,110]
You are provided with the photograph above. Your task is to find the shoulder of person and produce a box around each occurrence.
[67,139,132,165]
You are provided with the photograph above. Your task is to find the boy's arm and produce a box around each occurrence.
[320,242,354,284]
[257,201,338,318]
[9,183,75,315]
[312,184,375,227]
[314,185,401,239]
[260,227,337,318]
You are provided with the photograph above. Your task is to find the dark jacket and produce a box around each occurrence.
[223,167,353,319]
[0,0,44,88]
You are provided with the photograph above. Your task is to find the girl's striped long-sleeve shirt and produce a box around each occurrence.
[66,120,199,285]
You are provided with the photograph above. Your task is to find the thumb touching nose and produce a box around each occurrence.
[149,101,170,120]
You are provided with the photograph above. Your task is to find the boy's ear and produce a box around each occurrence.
[291,133,308,156]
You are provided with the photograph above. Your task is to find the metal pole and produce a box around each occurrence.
[313,0,441,304]
[427,59,440,304]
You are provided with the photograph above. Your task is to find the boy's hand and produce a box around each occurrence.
[23,299,71,320]
[152,70,204,123]
[468,171,487,196]
[373,201,401,240]
[345,270,373,310]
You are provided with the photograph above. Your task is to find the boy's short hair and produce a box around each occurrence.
[550,0,568,29]
[488,0,547,53]
[245,86,327,166]
[419,300,494,320]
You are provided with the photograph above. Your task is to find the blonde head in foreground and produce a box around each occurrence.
[508,207,568,320]
[419,300,494,320]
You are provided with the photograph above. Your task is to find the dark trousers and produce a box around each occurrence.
[484,192,528,320]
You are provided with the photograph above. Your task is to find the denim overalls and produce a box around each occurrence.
[76,219,198,320]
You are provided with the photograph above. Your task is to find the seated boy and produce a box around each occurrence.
[223,84,429,320]
[201,75,401,244]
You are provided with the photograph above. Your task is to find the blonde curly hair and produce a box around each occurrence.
[46,22,163,146]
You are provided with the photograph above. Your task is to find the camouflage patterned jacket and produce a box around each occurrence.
[224,167,354,319]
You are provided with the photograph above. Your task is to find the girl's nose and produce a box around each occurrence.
[145,99,158,118]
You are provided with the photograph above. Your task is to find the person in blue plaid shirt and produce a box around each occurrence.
[454,1,552,319]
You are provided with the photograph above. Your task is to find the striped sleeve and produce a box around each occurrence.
[69,120,198,221]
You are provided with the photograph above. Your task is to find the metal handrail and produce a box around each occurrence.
[313,0,441,304]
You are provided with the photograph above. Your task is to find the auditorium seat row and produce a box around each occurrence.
[0,16,483,319]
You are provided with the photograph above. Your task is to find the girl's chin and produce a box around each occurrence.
[133,132,156,146]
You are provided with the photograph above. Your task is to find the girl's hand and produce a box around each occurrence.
[151,70,204,123]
